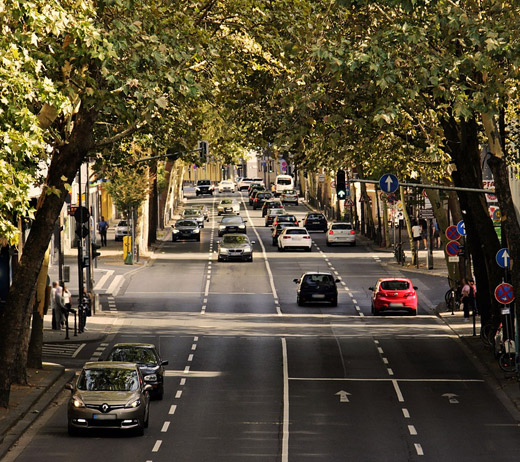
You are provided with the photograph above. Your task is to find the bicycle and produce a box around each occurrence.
[444,277,460,314]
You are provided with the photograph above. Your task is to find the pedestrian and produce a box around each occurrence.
[433,220,440,249]
[460,278,471,320]
[51,281,59,330]
[98,216,108,247]
[411,220,422,250]
[420,219,428,250]
[62,285,72,327]
[469,279,478,315]
[54,283,65,329]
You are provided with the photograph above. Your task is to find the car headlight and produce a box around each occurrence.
[173,229,179,234]
[238,225,245,229]
[195,187,200,191]
[244,246,252,253]
[193,228,200,233]
[125,398,141,409]
[220,248,229,254]
[72,395,85,408]
[219,225,226,230]
[144,374,158,382]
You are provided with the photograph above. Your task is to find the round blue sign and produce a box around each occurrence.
[456,220,466,236]
[496,248,511,269]
[379,174,399,194]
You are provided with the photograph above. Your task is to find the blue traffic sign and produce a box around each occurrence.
[496,248,511,269]
[379,174,399,194]
[445,240,461,257]
[456,220,466,236]
[445,225,460,241]
[495,283,515,305]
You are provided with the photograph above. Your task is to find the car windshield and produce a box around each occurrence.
[117,221,128,227]
[380,280,410,291]
[221,217,242,224]
[331,224,353,230]
[107,347,158,364]
[269,209,284,215]
[278,216,297,222]
[302,274,335,286]
[198,180,211,185]
[223,235,249,245]
[277,178,292,185]
[286,229,307,235]
[176,220,197,227]
[184,210,199,216]
[77,368,139,391]
[220,200,232,204]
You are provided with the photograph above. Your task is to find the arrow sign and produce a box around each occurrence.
[496,248,511,269]
[337,190,346,199]
[379,174,399,194]
[456,220,466,236]
[495,283,515,305]
[442,393,459,404]
[335,390,351,403]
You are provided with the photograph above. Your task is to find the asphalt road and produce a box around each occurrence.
[10,191,520,461]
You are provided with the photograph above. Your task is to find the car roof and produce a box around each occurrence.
[111,343,156,349]
[377,277,412,282]
[302,271,334,276]
[83,361,138,370]
[330,222,353,225]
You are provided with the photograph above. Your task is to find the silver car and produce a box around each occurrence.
[191,204,209,221]
[114,220,130,241]
[172,219,201,241]
[66,362,152,436]
[217,234,255,262]
[217,199,240,216]
[182,208,205,228]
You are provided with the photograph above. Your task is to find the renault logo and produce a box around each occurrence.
[101,403,110,413]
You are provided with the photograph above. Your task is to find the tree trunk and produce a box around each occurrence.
[27,250,50,369]
[400,186,415,264]
[442,116,502,326]
[148,161,158,246]
[0,107,95,407]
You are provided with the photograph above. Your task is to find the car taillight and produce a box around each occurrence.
[329,230,334,235]
[283,236,291,239]
[350,230,355,235]
[303,236,310,239]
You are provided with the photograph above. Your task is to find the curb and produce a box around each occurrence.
[0,364,74,460]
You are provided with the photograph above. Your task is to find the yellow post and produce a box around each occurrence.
[123,235,133,264]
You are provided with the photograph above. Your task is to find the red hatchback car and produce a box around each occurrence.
[369,278,418,316]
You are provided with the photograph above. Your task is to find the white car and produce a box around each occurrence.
[277,227,312,252]
[237,177,265,191]
[218,180,236,193]
[217,199,240,215]
[114,220,130,241]
[326,222,356,246]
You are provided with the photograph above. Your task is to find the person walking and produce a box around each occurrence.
[51,281,59,330]
[460,278,471,320]
[62,285,72,327]
[98,216,108,247]
[433,220,440,249]
[411,221,422,250]
[469,279,477,315]
[420,219,428,250]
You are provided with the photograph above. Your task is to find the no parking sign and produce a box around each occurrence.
[494,283,515,305]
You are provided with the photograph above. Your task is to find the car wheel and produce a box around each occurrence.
[248,255,253,262]
[306,246,312,252]
[272,239,277,245]
[196,235,201,242]
[351,242,356,247]
[326,241,331,247]
[135,420,145,436]
[218,256,223,262]
[156,385,164,401]
[297,296,304,306]
[172,237,177,242]
[278,245,283,252]
[330,297,338,307]
[410,310,417,316]
[68,423,80,437]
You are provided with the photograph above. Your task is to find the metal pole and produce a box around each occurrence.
[85,162,92,295]
[427,218,433,270]
[77,168,84,309]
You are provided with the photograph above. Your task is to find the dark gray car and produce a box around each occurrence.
[172,219,201,241]
[218,215,247,236]
[217,234,255,262]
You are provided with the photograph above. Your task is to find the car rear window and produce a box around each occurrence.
[307,214,325,220]
[277,178,292,185]
[286,229,307,235]
[331,223,353,230]
[302,274,334,286]
[381,281,410,291]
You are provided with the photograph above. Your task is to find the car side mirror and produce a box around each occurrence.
[293,279,300,284]
[251,241,256,245]
[65,383,74,391]
[368,287,374,291]
[143,384,153,393]
[161,360,169,366]
[335,278,341,283]
[413,286,418,290]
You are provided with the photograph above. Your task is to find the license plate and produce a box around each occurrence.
[312,294,326,299]
[228,227,237,231]
[312,221,320,224]
[93,414,116,420]
[389,302,404,307]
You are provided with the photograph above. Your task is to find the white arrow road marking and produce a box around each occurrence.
[442,393,459,404]
[335,390,351,402]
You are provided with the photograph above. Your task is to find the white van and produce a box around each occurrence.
[273,175,294,196]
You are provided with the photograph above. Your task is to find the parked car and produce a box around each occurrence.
[217,234,255,262]
[218,180,236,193]
[217,199,240,215]
[265,208,287,226]
[277,227,312,251]
[272,222,299,245]
[326,222,356,246]
[218,215,247,236]
[294,272,339,306]
[280,189,299,205]
[114,220,130,241]
[261,199,284,217]
[105,343,168,400]
[369,277,418,316]
[252,191,273,209]
[272,214,299,228]
[182,208,205,228]
[172,219,201,241]
[303,212,328,232]
[195,179,214,196]
[66,362,151,436]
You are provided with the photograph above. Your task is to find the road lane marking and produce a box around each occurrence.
[408,425,417,435]
[402,408,410,418]
[188,354,194,362]
[106,274,124,296]
[94,270,114,291]
[180,378,186,386]
[169,405,177,415]
[194,336,199,341]
[175,390,183,398]
[192,344,197,351]
[387,368,394,376]
[161,421,170,432]
[71,343,86,358]
[377,347,384,354]
[152,440,162,452]
[415,444,424,456]
[282,338,289,462]
[184,366,190,373]
[290,377,483,382]
[392,379,404,402]
[383,358,389,364]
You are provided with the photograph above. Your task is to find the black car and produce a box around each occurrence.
[195,180,214,196]
[261,199,284,217]
[303,212,328,232]
[248,183,264,196]
[294,272,340,307]
[218,215,247,236]
[249,189,265,206]
[172,219,201,241]
[271,222,299,245]
[105,343,168,400]
[252,191,273,209]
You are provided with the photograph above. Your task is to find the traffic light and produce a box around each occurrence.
[92,242,101,259]
[75,222,88,238]
[198,140,208,158]
[336,169,346,199]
